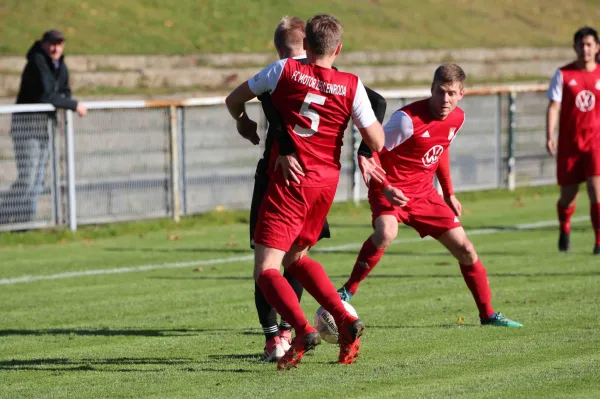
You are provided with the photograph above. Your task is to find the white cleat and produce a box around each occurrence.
[261,336,286,362]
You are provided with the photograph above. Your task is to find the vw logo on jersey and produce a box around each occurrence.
[575,90,595,112]
[422,145,444,167]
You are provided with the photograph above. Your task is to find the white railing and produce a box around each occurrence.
[0,84,550,232]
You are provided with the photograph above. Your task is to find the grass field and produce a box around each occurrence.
[1,186,600,398]
[2,0,600,55]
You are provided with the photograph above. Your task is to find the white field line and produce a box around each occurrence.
[0,216,589,286]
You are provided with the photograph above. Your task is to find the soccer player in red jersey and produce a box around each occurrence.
[226,14,385,369]
[546,27,600,255]
[337,64,523,327]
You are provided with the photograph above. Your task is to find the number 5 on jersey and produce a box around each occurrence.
[294,93,326,137]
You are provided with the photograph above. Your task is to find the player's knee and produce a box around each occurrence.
[456,240,477,263]
[373,223,397,247]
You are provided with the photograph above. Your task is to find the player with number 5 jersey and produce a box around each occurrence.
[225,14,384,370]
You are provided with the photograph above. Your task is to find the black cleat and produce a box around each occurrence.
[594,245,600,255]
[558,232,570,252]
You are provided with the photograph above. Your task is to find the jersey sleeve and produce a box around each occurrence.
[351,78,378,129]
[383,110,414,151]
[248,59,288,96]
[546,69,563,103]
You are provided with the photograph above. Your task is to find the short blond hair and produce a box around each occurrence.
[305,14,343,56]
[274,16,305,55]
[433,64,466,89]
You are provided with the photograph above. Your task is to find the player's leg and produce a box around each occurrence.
[338,214,398,301]
[255,243,321,370]
[249,171,283,360]
[556,151,582,252]
[284,185,364,364]
[557,184,579,252]
[585,176,600,254]
[584,148,600,254]
[437,227,523,327]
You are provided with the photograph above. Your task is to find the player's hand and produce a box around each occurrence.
[275,153,305,186]
[444,194,462,217]
[546,138,556,156]
[76,103,87,117]
[383,185,409,207]
[358,155,386,187]
[236,114,260,145]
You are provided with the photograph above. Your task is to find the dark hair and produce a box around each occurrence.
[433,64,466,89]
[305,14,343,56]
[574,26,600,44]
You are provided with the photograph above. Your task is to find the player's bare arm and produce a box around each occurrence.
[436,149,461,216]
[358,155,386,187]
[546,100,560,156]
[225,82,260,145]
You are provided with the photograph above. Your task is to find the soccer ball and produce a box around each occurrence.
[313,300,358,344]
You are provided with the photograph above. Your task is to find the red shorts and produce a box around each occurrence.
[369,189,461,239]
[253,179,337,251]
[556,146,600,185]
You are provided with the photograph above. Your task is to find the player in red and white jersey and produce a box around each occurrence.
[337,64,523,327]
[225,14,385,369]
[546,26,600,255]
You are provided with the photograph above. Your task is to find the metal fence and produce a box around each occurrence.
[0,84,550,232]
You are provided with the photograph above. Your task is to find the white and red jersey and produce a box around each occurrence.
[547,62,600,151]
[374,99,465,198]
[248,58,377,187]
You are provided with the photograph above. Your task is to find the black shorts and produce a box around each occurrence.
[249,169,331,249]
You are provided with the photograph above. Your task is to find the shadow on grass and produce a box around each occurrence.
[0,327,262,337]
[0,357,260,373]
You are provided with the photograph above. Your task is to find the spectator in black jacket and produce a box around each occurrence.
[1,30,87,224]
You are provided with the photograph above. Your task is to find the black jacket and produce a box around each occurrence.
[15,41,78,110]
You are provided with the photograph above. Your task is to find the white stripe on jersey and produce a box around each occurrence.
[383,110,414,151]
[248,59,288,96]
[547,69,563,103]
[351,78,377,128]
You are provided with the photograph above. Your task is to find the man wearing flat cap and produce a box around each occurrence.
[1,30,87,225]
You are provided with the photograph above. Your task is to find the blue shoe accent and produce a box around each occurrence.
[481,312,523,327]
[337,286,353,302]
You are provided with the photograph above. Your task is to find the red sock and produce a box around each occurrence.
[288,256,351,325]
[257,269,312,336]
[460,259,495,319]
[557,202,576,234]
[591,202,600,245]
[343,237,386,295]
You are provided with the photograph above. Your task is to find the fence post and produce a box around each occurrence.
[507,91,517,191]
[351,122,361,206]
[65,110,77,231]
[169,105,181,222]
[495,92,503,188]
[177,106,187,215]
[48,116,61,226]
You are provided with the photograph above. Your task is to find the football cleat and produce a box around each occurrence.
[277,331,321,370]
[337,286,354,302]
[558,232,570,252]
[481,312,523,327]
[279,329,292,352]
[594,245,600,255]
[261,336,285,362]
[338,318,365,364]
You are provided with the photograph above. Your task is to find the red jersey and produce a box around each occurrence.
[248,58,376,187]
[374,99,465,198]
[547,62,600,151]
